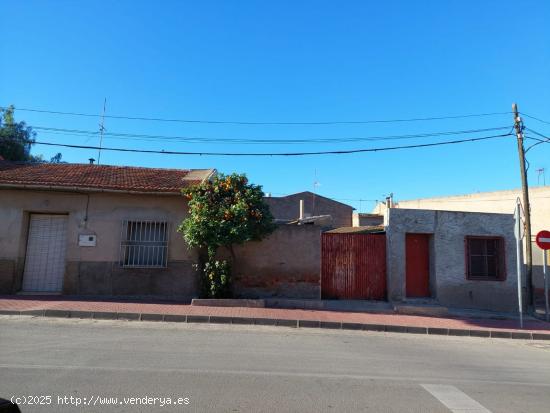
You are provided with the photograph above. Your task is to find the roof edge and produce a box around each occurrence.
[0,183,184,196]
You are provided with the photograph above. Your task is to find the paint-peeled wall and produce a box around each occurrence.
[223,225,321,299]
[386,208,518,312]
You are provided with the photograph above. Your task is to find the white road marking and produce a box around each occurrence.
[422,384,492,413]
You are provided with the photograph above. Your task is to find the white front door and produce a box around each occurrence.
[22,214,68,293]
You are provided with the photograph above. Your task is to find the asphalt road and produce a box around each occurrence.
[0,316,549,413]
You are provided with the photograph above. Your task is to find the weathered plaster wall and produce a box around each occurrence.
[224,225,321,299]
[386,208,518,312]
[0,189,320,299]
[265,192,353,228]
[352,213,384,227]
[0,188,197,297]
[374,186,550,288]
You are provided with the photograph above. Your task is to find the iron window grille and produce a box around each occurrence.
[120,220,168,268]
[465,236,506,281]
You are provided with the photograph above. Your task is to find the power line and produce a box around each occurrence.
[1,105,512,126]
[525,128,550,141]
[524,128,550,153]
[29,132,513,156]
[521,112,550,125]
[29,125,513,145]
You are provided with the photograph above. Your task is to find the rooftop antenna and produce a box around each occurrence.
[97,98,106,165]
[536,168,546,186]
[535,168,546,186]
[312,169,321,216]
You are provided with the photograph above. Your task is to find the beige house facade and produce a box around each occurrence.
[0,162,214,298]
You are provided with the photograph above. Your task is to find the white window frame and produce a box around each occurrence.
[119,220,169,268]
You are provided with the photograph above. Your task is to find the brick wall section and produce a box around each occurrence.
[224,225,321,299]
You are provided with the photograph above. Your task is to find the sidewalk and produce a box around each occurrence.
[1,295,549,340]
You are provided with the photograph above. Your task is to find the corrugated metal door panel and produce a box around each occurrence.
[22,214,68,292]
[321,233,386,300]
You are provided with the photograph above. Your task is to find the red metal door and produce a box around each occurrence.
[405,233,431,297]
[321,233,386,300]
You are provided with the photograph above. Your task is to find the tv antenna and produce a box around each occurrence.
[312,169,321,216]
[536,168,546,186]
[97,98,106,164]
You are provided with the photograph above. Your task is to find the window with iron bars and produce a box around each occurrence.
[120,220,168,268]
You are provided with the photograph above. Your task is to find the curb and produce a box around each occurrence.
[2,310,549,341]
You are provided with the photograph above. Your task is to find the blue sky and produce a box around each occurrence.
[2,0,549,211]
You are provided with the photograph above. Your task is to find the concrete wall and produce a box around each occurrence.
[0,189,197,298]
[352,213,384,227]
[374,186,550,288]
[386,208,518,312]
[0,188,321,300]
[224,225,321,299]
[265,192,353,228]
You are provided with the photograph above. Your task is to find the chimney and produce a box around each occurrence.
[88,158,95,165]
[299,199,304,220]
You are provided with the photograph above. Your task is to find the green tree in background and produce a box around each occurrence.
[178,173,276,298]
[0,105,64,163]
[0,105,36,161]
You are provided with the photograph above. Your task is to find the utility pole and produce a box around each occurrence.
[97,98,106,165]
[513,103,533,308]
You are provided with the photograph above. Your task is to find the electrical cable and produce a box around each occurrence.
[27,132,514,156]
[1,105,512,126]
[521,113,550,125]
[28,125,513,145]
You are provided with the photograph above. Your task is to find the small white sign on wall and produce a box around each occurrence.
[78,234,97,247]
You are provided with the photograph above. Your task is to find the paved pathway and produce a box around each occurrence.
[1,295,549,338]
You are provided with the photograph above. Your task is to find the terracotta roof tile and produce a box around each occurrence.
[0,162,214,194]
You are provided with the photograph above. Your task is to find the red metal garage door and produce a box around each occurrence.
[321,233,386,300]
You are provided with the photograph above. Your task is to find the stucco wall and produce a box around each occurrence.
[0,189,321,299]
[0,189,197,298]
[374,186,550,288]
[265,192,353,228]
[386,208,518,312]
[224,225,321,299]
[352,213,384,227]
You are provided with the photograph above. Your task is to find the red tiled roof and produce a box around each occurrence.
[0,162,214,194]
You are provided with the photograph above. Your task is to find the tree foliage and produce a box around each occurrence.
[0,105,36,161]
[0,105,64,163]
[178,173,276,297]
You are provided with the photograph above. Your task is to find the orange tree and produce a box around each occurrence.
[178,173,276,298]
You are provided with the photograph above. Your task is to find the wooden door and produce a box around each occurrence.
[405,233,430,297]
